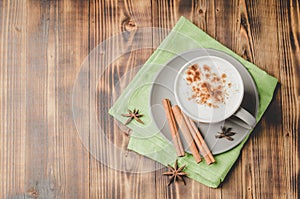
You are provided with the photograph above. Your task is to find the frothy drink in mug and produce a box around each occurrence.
[184,63,232,108]
[174,55,254,127]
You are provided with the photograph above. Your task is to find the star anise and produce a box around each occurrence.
[215,126,236,141]
[163,159,187,186]
[121,109,144,125]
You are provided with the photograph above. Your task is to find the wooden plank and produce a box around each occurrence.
[238,1,280,198]
[0,0,27,198]
[274,0,299,198]
[49,0,90,198]
[89,0,159,199]
[46,1,90,198]
[0,0,90,198]
[24,1,54,197]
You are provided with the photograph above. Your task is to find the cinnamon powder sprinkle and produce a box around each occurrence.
[185,64,229,108]
[203,64,211,72]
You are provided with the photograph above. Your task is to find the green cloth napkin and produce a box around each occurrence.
[109,17,277,188]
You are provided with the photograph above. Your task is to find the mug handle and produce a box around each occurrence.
[229,107,256,129]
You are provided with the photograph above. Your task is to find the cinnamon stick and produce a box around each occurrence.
[172,105,202,163]
[162,99,185,157]
[181,112,212,164]
[187,116,215,165]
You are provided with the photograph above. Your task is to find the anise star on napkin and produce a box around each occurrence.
[121,109,144,125]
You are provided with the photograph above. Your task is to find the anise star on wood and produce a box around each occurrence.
[215,126,236,141]
[121,109,144,125]
[163,159,187,186]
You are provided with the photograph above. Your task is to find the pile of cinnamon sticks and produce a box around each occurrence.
[162,99,215,165]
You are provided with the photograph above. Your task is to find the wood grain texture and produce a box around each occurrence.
[0,0,299,198]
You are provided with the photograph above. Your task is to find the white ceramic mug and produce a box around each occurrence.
[174,56,256,129]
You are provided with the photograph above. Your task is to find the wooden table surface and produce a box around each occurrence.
[0,0,299,198]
